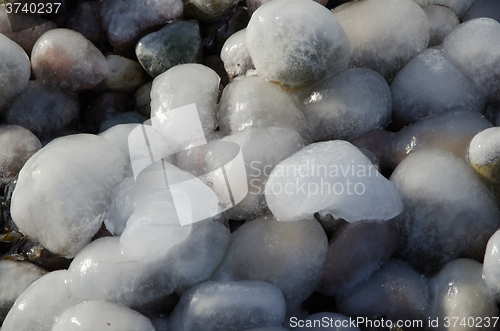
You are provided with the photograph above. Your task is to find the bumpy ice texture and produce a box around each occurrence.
[265,140,403,223]
[247,0,350,88]
[11,134,128,258]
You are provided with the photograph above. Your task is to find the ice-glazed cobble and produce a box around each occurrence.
[2,0,500,330]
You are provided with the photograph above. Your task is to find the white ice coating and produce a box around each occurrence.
[220,29,255,80]
[333,0,430,79]
[0,33,31,109]
[246,0,350,88]
[443,18,500,97]
[150,64,220,150]
[2,270,80,331]
[423,5,459,46]
[469,127,500,167]
[169,280,286,331]
[10,134,128,258]
[51,301,155,331]
[430,259,499,330]
[265,140,403,223]
[0,261,47,320]
[483,230,500,301]
[391,48,485,125]
[222,215,328,307]
[299,68,392,141]
[205,127,304,220]
[218,76,310,141]
[68,237,175,309]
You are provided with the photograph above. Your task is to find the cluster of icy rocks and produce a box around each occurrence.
[1,0,500,330]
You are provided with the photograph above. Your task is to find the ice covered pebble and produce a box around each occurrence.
[150,64,220,150]
[207,127,304,220]
[0,261,47,323]
[463,0,500,22]
[333,0,429,79]
[98,0,183,55]
[95,55,145,93]
[11,134,128,258]
[483,230,500,301]
[317,219,399,297]
[298,68,391,141]
[247,0,350,89]
[222,215,328,307]
[0,125,41,186]
[219,76,309,140]
[265,141,403,223]
[469,127,500,200]
[169,280,286,331]
[31,29,109,92]
[443,18,500,99]
[52,301,155,331]
[429,259,498,330]
[336,259,429,324]
[5,81,80,138]
[136,20,202,78]
[352,110,492,170]
[69,237,175,309]
[2,270,80,331]
[221,29,255,80]
[390,149,500,274]
[391,48,485,125]
[423,5,459,46]
[0,33,30,109]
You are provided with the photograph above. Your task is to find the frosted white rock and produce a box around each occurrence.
[11,134,128,258]
[423,5,459,46]
[443,18,500,98]
[469,127,500,171]
[432,0,476,17]
[265,141,403,223]
[99,123,174,179]
[52,300,155,331]
[391,48,485,125]
[299,68,391,141]
[336,259,429,322]
[483,230,500,301]
[169,280,286,331]
[205,127,304,220]
[0,33,30,109]
[0,261,47,323]
[221,29,255,80]
[150,64,220,151]
[31,29,109,91]
[163,219,231,294]
[429,259,498,330]
[2,270,80,331]
[221,215,328,307]
[68,237,175,309]
[0,125,42,186]
[219,76,310,141]
[333,0,430,79]
[247,0,350,88]
[391,149,500,274]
